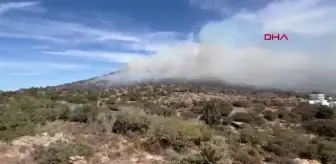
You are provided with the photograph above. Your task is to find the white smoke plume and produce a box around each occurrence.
[96,0,336,92]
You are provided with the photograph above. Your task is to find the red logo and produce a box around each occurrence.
[264,33,288,40]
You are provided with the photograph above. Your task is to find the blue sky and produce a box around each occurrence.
[1,0,336,91]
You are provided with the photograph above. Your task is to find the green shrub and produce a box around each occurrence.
[232,149,263,164]
[86,91,99,102]
[190,106,203,115]
[252,116,267,126]
[106,97,117,105]
[253,103,266,114]
[276,110,301,123]
[0,106,38,140]
[32,140,92,164]
[306,139,336,163]
[107,104,120,111]
[216,101,233,116]
[232,100,250,108]
[33,106,70,123]
[127,92,141,101]
[177,155,203,164]
[232,112,254,123]
[276,109,290,119]
[198,136,232,164]
[263,111,277,121]
[270,99,285,108]
[177,136,231,164]
[315,106,334,119]
[149,117,212,152]
[239,128,269,146]
[200,101,221,125]
[222,116,233,125]
[263,130,309,157]
[302,119,336,137]
[180,110,198,120]
[112,110,151,136]
[0,124,36,141]
[292,103,318,121]
[68,105,98,123]
[144,103,176,117]
[286,112,301,123]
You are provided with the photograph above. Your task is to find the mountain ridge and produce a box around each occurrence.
[50,70,308,97]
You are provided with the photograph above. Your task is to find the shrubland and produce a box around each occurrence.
[0,84,335,163]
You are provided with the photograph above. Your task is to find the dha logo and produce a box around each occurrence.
[264,33,288,40]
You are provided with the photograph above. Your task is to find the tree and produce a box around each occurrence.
[292,103,318,121]
[302,119,336,137]
[315,106,334,119]
[200,101,221,125]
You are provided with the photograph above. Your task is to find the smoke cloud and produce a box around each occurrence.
[96,0,336,92]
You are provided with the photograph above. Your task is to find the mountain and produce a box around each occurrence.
[52,70,303,97]
[53,71,122,90]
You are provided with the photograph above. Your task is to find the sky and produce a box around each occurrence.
[1,0,336,91]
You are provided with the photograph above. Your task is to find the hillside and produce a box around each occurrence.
[54,71,299,94]
[0,79,335,164]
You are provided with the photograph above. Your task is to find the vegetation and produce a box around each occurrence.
[263,110,277,121]
[0,84,335,164]
[32,140,92,164]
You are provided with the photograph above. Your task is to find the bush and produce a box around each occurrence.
[216,101,233,116]
[86,91,99,102]
[306,139,336,163]
[112,110,151,136]
[252,116,267,126]
[315,106,334,119]
[180,110,198,120]
[232,100,250,108]
[198,136,232,164]
[276,110,301,123]
[127,92,141,101]
[263,130,310,157]
[190,106,203,115]
[263,111,277,121]
[302,119,336,137]
[144,103,176,117]
[32,107,70,123]
[253,103,265,114]
[222,116,233,125]
[239,128,269,146]
[232,112,255,123]
[107,104,120,111]
[149,117,212,152]
[276,109,290,119]
[0,124,36,141]
[200,101,221,125]
[68,105,98,123]
[232,149,263,164]
[0,106,38,141]
[270,99,285,108]
[268,157,296,164]
[292,103,318,121]
[106,97,117,105]
[32,140,92,164]
[177,155,203,164]
[177,136,231,164]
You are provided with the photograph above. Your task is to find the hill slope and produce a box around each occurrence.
[1,74,334,164]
